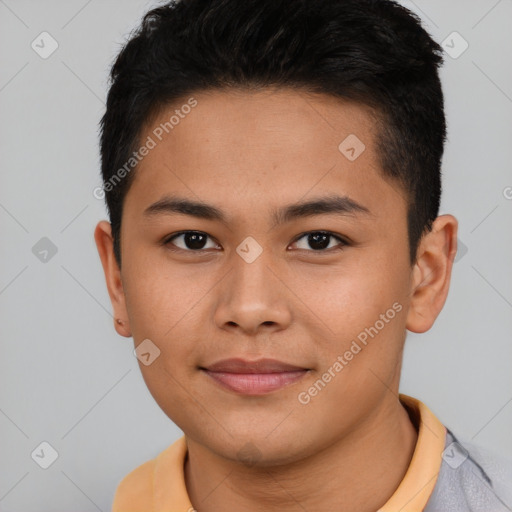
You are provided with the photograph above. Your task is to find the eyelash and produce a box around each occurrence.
[162,230,349,254]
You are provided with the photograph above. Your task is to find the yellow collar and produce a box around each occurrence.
[378,394,446,511]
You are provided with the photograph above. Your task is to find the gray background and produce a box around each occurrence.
[0,0,511,510]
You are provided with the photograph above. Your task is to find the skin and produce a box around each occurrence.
[95,87,458,512]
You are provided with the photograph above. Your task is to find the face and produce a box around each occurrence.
[95,87,454,466]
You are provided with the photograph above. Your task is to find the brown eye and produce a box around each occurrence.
[291,231,347,252]
[165,231,219,251]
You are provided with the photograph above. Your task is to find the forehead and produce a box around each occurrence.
[124,87,406,224]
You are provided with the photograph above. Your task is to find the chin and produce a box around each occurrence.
[206,429,313,468]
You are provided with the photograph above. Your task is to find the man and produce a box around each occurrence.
[94,0,512,510]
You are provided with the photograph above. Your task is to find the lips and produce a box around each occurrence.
[205,358,307,373]
[201,358,309,395]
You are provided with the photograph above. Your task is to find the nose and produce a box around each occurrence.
[213,245,293,336]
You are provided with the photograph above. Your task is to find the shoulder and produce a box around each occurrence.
[425,429,512,512]
[461,436,512,504]
[111,456,156,512]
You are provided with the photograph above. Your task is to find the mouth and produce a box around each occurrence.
[200,358,310,395]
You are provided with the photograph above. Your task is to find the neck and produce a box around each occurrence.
[184,395,418,512]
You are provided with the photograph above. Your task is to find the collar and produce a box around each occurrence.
[378,394,447,511]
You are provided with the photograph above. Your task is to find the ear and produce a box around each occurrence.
[406,214,458,333]
[94,220,132,337]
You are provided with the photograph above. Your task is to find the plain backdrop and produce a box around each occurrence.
[1,0,511,510]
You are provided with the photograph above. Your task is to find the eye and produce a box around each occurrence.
[290,231,348,252]
[164,231,220,251]
[163,230,348,253]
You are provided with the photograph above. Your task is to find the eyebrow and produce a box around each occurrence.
[143,194,372,225]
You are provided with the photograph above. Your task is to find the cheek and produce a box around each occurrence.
[291,262,401,332]
[299,261,408,378]
[122,261,214,384]
[122,253,202,339]
[123,276,171,339]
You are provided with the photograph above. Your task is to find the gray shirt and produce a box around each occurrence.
[424,429,512,511]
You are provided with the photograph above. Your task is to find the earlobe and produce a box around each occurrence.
[94,221,132,338]
[406,214,458,333]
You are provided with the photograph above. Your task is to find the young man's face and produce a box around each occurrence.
[96,88,455,465]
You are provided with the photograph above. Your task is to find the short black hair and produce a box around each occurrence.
[99,0,446,268]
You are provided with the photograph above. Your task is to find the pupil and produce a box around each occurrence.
[186,232,207,250]
[309,232,329,250]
